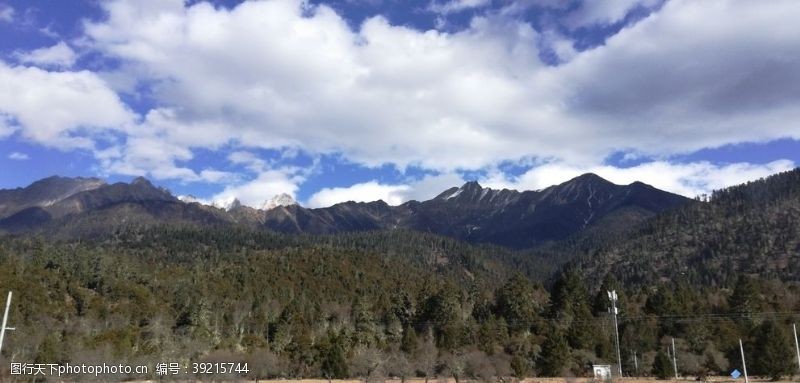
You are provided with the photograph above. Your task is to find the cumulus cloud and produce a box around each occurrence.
[0,61,134,149]
[8,151,29,160]
[0,113,17,138]
[77,0,800,176]
[306,171,469,208]
[83,0,548,170]
[15,42,78,68]
[212,169,302,207]
[228,151,268,173]
[307,181,411,208]
[557,0,800,157]
[565,0,661,29]
[429,0,492,15]
[96,109,239,183]
[0,0,796,204]
[399,172,468,201]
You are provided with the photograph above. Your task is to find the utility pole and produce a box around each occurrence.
[671,337,678,379]
[608,290,622,376]
[633,350,638,376]
[0,291,15,354]
[793,323,800,372]
[739,339,749,383]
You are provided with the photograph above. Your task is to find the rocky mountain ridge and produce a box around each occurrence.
[0,173,691,247]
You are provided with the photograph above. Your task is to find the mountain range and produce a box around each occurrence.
[0,173,690,247]
[2,168,799,379]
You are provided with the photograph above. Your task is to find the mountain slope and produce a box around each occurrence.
[257,174,690,248]
[0,176,105,219]
[0,173,691,248]
[0,177,231,236]
[571,168,800,287]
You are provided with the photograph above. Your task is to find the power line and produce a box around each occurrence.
[393,310,800,326]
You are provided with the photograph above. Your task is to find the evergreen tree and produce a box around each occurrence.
[319,333,349,379]
[421,285,463,350]
[400,325,418,354]
[752,321,793,381]
[352,295,378,346]
[550,270,595,349]
[652,350,673,380]
[645,286,680,335]
[730,276,761,315]
[538,330,571,376]
[496,273,540,334]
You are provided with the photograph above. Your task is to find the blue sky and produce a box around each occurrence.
[0,0,799,208]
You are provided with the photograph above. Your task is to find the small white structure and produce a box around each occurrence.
[593,364,612,380]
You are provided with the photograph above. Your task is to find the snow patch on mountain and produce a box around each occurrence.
[445,188,463,200]
[178,195,201,204]
[260,193,297,210]
[211,196,241,211]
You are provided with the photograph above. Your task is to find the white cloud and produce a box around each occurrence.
[306,172,469,208]
[76,0,800,177]
[399,172,467,201]
[555,0,800,158]
[212,169,302,207]
[307,181,411,208]
[0,4,13,23]
[8,151,29,160]
[228,151,267,172]
[429,0,491,15]
[0,61,134,149]
[0,0,794,204]
[0,113,17,138]
[96,113,239,183]
[83,0,548,170]
[15,42,78,68]
[565,0,661,29]
[540,30,578,63]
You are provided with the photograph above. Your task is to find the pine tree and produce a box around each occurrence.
[550,270,595,349]
[752,321,793,381]
[496,273,540,334]
[421,285,463,350]
[730,276,761,315]
[645,286,680,335]
[652,350,673,380]
[538,330,571,376]
[400,325,418,354]
[319,332,349,379]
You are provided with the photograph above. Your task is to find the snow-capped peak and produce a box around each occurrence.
[178,195,200,204]
[260,193,297,210]
[211,196,241,211]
